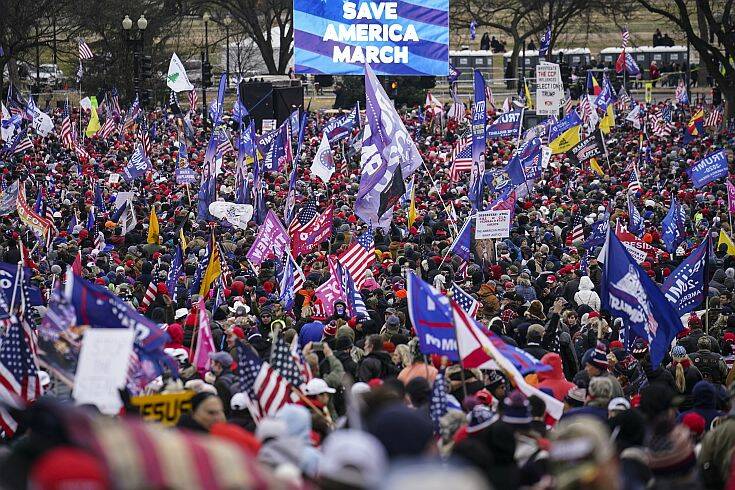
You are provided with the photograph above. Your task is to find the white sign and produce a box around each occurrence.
[208,201,255,230]
[262,119,277,132]
[535,62,564,116]
[108,173,120,184]
[72,328,135,415]
[475,210,511,239]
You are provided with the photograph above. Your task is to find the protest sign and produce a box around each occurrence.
[175,167,198,185]
[131,391,195,426]
[475,210,511,239]
[535,62,564,115]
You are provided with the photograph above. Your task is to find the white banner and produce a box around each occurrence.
[167,53,195,92]
[535,62,564,116]
[475,210,511,239]
[208,201,255,230]
[72,328,135,415]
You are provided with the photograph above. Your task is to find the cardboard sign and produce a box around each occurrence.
[475,210,511,239]
[130,391,196,426]
[72,328,135,415]
[175,167,198,185]
[535,62,564,116]
[108,173,120,184]
[262,119,277,132]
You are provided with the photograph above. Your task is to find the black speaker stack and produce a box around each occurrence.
[238,79,304,132]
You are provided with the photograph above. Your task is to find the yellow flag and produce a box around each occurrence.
[179,227,187,251]
[199,236,222,296]
[147,207,159,244]
[549,126,581,154]
[524,80,534,110]
[718,230,735,255]
[408,182,417,228]
[85,106,101,137]
[599,105,615,135]
[589,158,604,176]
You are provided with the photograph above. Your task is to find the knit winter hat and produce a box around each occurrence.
[671,344,687,360]
[586,341,609,371]
[647,425,697,477]
[501,390,532,427]
[465,405,496,434]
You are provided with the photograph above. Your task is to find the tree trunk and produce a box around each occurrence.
[724,86,735,120]
[697,7,709,86]
[509,41,522,90]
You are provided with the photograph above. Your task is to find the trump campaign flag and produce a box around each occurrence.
[727,180,735,213]
[661,197,687,253]
[407,272,457,360]
[486,109,523,139]
[323,103,360,143]
[601,231,683,366]
[662,235,710,316]
[686,149,729,189]
[355,64,423,229]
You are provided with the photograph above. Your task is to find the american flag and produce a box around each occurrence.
[564,96,576,116]
[579,95,594,125]
[449,282,478,317]
[429,372,448,432]
[236,343,296,419]
[78,38,94,60]
[290,335,313,384]
[338,229,375,289]
[139,264,160,313]
[60,101,73,148]
[216,128,235,155]
[704,106,723,128]
[188,90,198,113]
[73,140,90,160]
[570,214,585,243]
[628,165,642,194]
[621,27,630,49]
[109,88,122,116]
[337,259,369,318]
[138,116,151,156]
[0,315,42,439]
[649,107,675,137]
[271,336,307,388]
[449,134,473,182]
[98,117,116,140]
[287,198,319,239]
[217,242,233,287]
[615,86,631,111]
[12,133,34,155]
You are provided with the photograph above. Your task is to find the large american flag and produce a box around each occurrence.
[0,315,42,438]
[449,282,478,317]
[649,107,675,137]
[138,116,151,156]
[621,27,630,49]
[338,229,375,289]
[188,90,198,114]
[236,343,296,420]
[12,132,34,155]
[78,38,94,60]
[579,95,594,125]
[270,336,308,389]
[449,134,472,182]
[704,106,723,128]
[60,101,73,148]
[570,214,585,243]
[98,117,116,140]
[287,198,319,238]
[628,165,642,194]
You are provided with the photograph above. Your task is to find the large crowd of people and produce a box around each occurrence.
[0,69,734,490]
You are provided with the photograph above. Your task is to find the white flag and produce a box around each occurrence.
[121,201,137,235]
[167,53,195,92]
[626,105,641,130]
[1,103,16,143]
[311,133,335,183]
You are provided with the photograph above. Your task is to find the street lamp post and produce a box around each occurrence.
[224,14,232,88]
[122,14,147,103]
[202,11,210,131]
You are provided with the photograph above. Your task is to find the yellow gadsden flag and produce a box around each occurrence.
[718,230,735,255]
[147,207,159,244]
[549,126,581,154]
[408,180,417,228]
[599,105,615,135]
[199,234,222,296]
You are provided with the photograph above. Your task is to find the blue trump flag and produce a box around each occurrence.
[583,219,609,249]
[0,262,43,306]
[121,145,152,182]
[507,137,542,186]
[166,245,184,303]
[448,63,461,84]
[661,235,710,316]
[686,149,729,189]
[407,272,457,359]
[601,231,684,366]
[662,196,687,253]
[448,216,474,262]
[487,109,523,139]
[323,103,360,143]
[627,194,644,236]
[209,73,227,126]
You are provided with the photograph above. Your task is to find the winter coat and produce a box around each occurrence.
[677,381,725,430]
[357,351,399,381]
[537,352,576,401]
[699,416,735,489]
[573,276,601,311]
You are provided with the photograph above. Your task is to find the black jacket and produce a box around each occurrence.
[357,351,399,381]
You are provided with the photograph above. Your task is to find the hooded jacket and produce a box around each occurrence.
[677,380,725,430]
[537,352,576,401]
[573,276,601,311]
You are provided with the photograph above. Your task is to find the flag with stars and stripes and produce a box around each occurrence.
[338,228,375,289]
[138,115,151,156]
[429,372,448,432]
[188,90,198,113]
[704,106,723,128]
[621,27,630,49]
[0,315,42,439]
[236,343,296,419]
[449,134,473,182]
[336,259,369,319]
[78,38,94,60]
[570,214,585,243]
[271,336,306,388]
[290,334,313,386]
[449,282,479,317]
[60,101,73,148]
[628,165,642,195]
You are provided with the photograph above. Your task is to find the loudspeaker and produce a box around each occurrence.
[273,86,304,125]
[239,81,274,132]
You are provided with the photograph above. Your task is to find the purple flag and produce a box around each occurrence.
[246,210,290,270]
[355,64,423,229]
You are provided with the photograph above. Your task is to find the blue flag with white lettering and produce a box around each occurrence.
[661,235,710,315]
[486,109,523,139]
[662,196,687,253]
[627,194,644,236]
[448,217,474,262]
[601,231,684,366]
[583,219,609,249]
[686,149,728,188]
[407,272,458,360]
[121,145,151,182]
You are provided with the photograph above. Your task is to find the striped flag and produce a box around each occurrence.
[60,101,73,148]
[621,27,630,49]
[98,117,116,140]
[704,106,723,128]
[338,229,375,289]
[570,214,585,243]
[138,116,151,156]
[287,198,318,237]
[628,165,642,194]
[290,335,313,385]
[336,259,369,319]
[449,134,473,182]
[0,315,42,439]
[12,133,34,154]
[236,343,296,419]
[78,38,94,60]
[188,90,198,113]
[449,282,478,317]
[271,336,307,388]
[139,264,160,313]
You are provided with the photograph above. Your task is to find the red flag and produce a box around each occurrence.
[71,251,82,276]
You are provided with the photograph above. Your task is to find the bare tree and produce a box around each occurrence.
[196,0,292,74]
